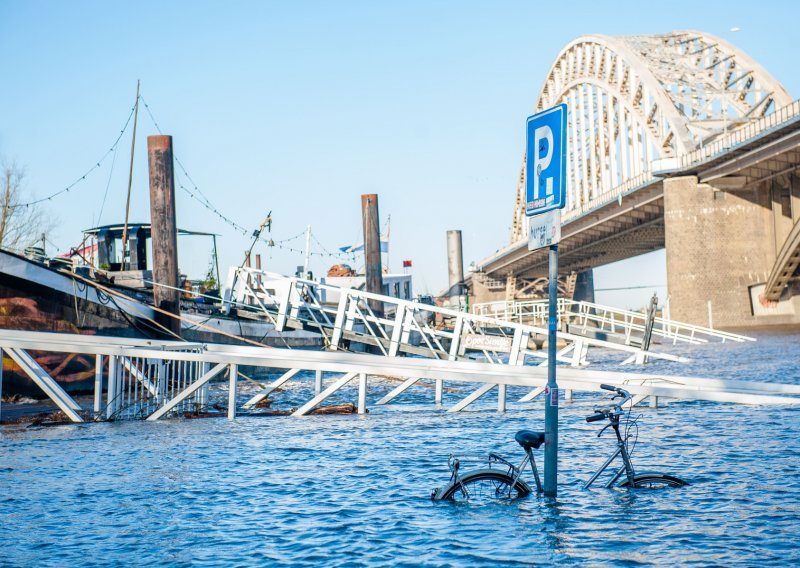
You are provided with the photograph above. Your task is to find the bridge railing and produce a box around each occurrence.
[561,100,800,225]
[1,328,795,425]
[472,299,754,344]
[225,267,689,372]
[562,172,656,223]
[678,99,800,170]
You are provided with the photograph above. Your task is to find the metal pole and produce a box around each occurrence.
[544,243,559,496]
[94,354,103,414]
[121,79,140,270]
[212,235,221,293]
[303,225,312,278]
[446,230,465,309]
[358,372,367,414]
[228,364,238,420]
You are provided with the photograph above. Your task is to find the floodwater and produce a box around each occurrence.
[2,329,800,566]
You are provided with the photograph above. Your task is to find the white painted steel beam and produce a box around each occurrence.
[5,347,83,422]
[376,377,421,405]
[242,368,302,409]
[292,372,358,417]
[448,383,496,413]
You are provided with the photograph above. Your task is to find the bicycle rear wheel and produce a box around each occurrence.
[434,469,531,503]
[620,473,689,489]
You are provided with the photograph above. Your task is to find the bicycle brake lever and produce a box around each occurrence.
[597,423,612,437]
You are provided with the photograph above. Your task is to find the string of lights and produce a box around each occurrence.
[10,103,137,210]
[140,94,383,264]
[140,94,251,236]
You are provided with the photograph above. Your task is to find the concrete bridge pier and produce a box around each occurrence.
[664,175,800,327]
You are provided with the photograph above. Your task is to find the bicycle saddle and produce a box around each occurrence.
[515,430,545,450]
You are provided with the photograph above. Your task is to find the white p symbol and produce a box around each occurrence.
[533,125,554,200]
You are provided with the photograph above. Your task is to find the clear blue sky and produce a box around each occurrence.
[1,1,798,309]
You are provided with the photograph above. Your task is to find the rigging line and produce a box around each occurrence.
[11,102,137,210]
[270,230,306,244]
[265,240,351,259]
[97,144,119,225]
[177,181,248,235]
[140,94,249,234]
[309,231,356,261]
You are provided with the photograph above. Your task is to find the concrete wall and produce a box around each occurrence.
[663,175,800,327]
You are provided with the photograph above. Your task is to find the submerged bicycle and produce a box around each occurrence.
[431,383,688,503]
[430,429,545,502]
[583,384,689,489]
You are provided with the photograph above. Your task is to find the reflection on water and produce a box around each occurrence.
[2,331,800,566]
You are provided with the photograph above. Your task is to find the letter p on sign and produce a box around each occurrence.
[533,125,554,200]
[526,103,567,216]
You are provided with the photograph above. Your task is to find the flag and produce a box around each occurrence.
[339,240,389,254]
[402,260,412,268]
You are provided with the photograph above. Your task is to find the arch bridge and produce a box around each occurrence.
[472,31,800,327]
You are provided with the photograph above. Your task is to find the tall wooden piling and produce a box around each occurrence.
[361,194,384,316]
[147,135,181,337]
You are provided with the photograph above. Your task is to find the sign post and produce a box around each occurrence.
[526,103,567,497]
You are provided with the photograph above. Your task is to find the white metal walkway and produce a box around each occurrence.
[1,329,797,424]
[223,269,689,376]
[472,298,755,345]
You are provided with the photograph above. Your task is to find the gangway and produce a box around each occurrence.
[223,268,689,376]
[1,329,798,425]
[472,299,755,345]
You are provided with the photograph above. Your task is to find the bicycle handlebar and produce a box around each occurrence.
[586,384,632,423]
[600,383,630,397]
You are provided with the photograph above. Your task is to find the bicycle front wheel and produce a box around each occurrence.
[435,469,531,503]
[620,473,689,489]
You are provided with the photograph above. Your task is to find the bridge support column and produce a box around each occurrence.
[572,270,595,303]
[663,175,772,327]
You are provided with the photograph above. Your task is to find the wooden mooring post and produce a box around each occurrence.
[147,135,181,337]
[361,194,383,317]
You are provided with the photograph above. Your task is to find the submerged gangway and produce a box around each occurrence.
[472,298,755,345]
[1,329,798,425]
[223,268,689,373]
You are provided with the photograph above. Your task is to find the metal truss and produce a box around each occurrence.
[512,31,792,241]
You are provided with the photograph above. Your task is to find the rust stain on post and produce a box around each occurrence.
[147,135,181,337]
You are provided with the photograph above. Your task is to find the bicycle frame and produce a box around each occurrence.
[583,418,636,488]
[505,447,543,494]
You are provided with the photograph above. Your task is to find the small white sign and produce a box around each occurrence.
[463,334,513,352]
[528,209,561,251]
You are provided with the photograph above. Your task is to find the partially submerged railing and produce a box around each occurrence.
[472,299,754,345]
[1,329,798,425]
[224,268,690,374]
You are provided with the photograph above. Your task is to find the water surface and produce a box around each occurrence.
[2,330,799,566]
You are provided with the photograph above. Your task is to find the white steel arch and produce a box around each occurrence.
[511,31,792,241]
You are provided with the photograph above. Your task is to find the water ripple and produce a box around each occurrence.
[2,330,800,565]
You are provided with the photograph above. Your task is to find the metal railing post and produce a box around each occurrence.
[358,372,367,414]
[228,363,238,420]
[94,354,103,414]
[106,355,117,419]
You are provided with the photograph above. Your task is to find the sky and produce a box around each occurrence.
[1,0,798,310]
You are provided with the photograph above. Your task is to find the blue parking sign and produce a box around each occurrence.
[526,103,567,216]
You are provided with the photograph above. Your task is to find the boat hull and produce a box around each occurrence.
[0,250,159,396]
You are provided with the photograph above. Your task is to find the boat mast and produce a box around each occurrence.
[303,224,311,279]
[120,79,140,270]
